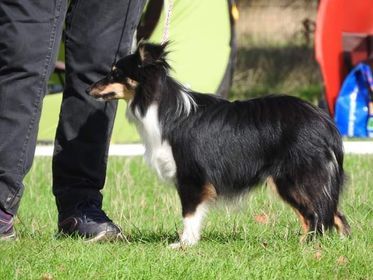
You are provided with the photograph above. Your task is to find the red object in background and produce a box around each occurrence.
[315,0,373,116]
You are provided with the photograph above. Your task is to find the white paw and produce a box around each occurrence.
[168,240,197,250]
[169,242,184,250]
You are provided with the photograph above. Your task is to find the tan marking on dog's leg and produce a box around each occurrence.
[334,211,351,237]
[294,209,309,243]
[334,215,344,234]
[201,183,217,202]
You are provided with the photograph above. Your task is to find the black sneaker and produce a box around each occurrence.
[57,200,123,242]
[0,208,16,241]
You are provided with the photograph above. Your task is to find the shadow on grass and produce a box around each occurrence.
[125,230,178,244]
[125,230,249,245]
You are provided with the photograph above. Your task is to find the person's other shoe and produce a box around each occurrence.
[57,200,123,242]
[0,208,16,241]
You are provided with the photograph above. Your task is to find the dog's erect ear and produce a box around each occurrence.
[137,41,168,65]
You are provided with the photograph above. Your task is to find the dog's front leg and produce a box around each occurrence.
[170,183,216,249]
[170,202,208,249]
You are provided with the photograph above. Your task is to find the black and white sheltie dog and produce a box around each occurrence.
[88,42,350,248]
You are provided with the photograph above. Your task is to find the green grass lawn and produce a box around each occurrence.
[1,155,372,279]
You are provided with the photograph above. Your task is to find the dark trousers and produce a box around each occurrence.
[0,0,145,216]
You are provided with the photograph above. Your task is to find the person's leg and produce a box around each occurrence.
[0,0,67,238]
[53,0,145,239]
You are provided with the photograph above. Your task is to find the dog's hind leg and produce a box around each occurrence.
[334,210,351,237]
[268,177,311,241]
[170,182,217,249]
[293,209,310,242]
[271,176,329,242]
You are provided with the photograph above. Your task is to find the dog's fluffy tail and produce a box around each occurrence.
[314,147,344,233]
[324,129,350,236]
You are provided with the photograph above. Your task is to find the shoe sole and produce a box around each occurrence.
[85,231,125,243]
[56,230,126,243]
[0,231,16,241]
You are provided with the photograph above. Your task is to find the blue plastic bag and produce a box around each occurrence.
[334,63,372,137]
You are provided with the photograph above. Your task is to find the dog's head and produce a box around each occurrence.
[87,42,169,101]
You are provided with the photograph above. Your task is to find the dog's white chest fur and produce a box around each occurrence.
[128,103,177,180]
